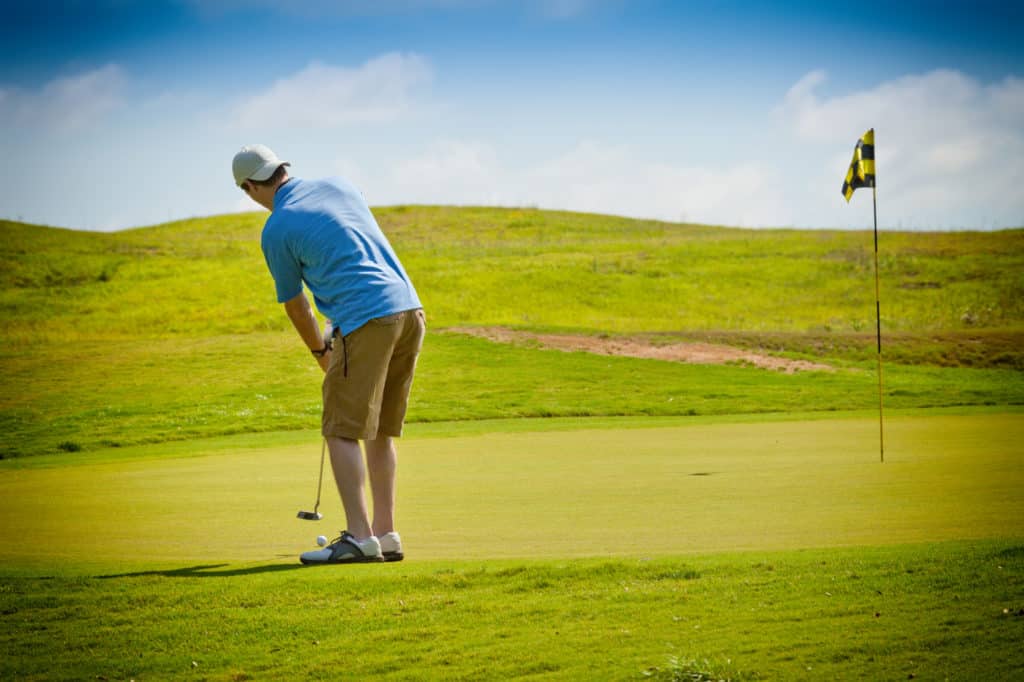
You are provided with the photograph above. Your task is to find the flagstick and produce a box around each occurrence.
[872,185,884,463]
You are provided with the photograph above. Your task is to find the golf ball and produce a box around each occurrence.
[316,535,328,547]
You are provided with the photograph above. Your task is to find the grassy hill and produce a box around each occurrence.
[3,207,1023,339]
[1,208,1022,458]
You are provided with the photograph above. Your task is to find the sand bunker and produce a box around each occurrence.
[446,327,833,374]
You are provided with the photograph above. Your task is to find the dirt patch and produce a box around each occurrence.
[446,327,833,373]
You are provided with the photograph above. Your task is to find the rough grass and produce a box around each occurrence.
[2,209,1022,458]
[2,209,1022,341]
[1,330,1022,458]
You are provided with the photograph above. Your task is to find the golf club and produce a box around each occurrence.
[297,438,326,520]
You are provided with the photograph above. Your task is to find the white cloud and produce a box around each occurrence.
[241,66,1023,229]
[990,76,1024,120]
[360,139,790,227]
[6,55,1020,232]
[235,53,432,129]
[780,69,1024,228]
[0,64,126,133]
[389,141,501,204]
[528,142,790,226]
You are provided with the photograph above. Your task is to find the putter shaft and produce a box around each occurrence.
[297,438,327,520]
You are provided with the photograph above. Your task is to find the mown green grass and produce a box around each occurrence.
[1,415,1022,679]
[2,414,1021,565]
[2,543,1022,680]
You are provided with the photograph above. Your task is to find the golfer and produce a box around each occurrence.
[233,144,425,565]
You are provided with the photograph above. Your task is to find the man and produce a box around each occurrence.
[232,144,425,565]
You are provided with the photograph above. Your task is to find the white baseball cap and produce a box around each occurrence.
[232,144,290,187]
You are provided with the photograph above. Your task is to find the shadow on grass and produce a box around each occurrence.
[97,561,305,579]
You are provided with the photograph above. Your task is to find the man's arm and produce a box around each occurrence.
[283,291,332,373]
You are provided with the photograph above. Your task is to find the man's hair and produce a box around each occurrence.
[248,164,289,188]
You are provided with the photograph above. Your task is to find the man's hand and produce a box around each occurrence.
[283,291,334,373]
[317,322,334,373]
[316,349,332,373]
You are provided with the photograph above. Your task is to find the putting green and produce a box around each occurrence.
[0,414,1021,569]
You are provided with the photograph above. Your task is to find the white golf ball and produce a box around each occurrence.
[316,535,328,547]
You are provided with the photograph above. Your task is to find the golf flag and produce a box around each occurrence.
[841,128,875,202]
[841,127,885,462]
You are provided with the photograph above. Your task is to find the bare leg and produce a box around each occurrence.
[326,436,373,539]
[365,435,397,536]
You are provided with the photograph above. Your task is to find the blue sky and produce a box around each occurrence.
[1,0,1021,230]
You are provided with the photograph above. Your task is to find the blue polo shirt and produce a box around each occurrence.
[260,177,421,336]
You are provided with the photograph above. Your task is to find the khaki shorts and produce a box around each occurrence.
[322,309,426,440]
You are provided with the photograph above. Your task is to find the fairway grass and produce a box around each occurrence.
[2,545,1023,680]
[1,414,1021,567]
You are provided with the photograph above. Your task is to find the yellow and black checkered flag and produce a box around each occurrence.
[841,128,875,202]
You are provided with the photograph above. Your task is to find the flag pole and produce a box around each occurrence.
[841,127,884,462]
[872,183,884,463]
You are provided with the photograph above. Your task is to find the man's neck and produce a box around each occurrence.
[268,176,291,210]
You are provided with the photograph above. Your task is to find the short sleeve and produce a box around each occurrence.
[261,219,304,303]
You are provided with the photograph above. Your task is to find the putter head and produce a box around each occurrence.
[297,510,322,521]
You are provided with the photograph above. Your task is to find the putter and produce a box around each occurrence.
[297,438,326,520]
